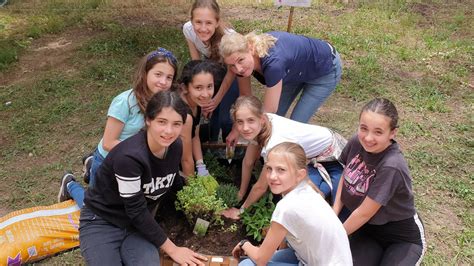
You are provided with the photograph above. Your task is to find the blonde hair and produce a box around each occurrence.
[230,95,272,147]
[268,142,307,171]
[268,142,323,196]
[220,32,277,58]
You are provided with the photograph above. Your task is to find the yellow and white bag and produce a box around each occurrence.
[0,200,80,265]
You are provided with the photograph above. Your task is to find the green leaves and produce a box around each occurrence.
[175,175,225,225]
[240,193,275,242]
[216,184,240,208]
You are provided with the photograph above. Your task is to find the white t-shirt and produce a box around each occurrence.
[182,21,235,58]
[272,181,352,266]
[261,113,333,161]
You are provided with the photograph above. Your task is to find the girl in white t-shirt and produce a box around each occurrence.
[232,142,352,266]
[222,95,347,220]
[183,0,250,142]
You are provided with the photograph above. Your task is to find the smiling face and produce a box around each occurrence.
[146,107,184,154]
[224,51,255,77]
[191,7,219,45]
[185,72,214,107]
[265,152,305,195]
[234,106,264,140]
[358,111,397,154]
[146,62,175,93]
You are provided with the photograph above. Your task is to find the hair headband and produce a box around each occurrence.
[147,47,178,66]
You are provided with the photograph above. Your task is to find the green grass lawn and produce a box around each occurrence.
[0,0,472,264]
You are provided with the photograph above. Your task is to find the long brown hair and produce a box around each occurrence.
[132,48,178,114]
[190,0,229,62]
[230,95,272,148]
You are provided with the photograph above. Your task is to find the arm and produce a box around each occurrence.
[180,115,195,178]
[241,165,269,209]
[237,75,252,96]
[192,126,204,163]
[332,174,345,215]
[239,143,261,200]
[343,196,381,235]
[225,124,241,147]
[232,222,287,265]
[202,70,236,115]
[185,39,201,60]
[102,116,125,152]
[262,80,283,114]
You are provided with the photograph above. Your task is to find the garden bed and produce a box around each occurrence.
[156,146,267,257]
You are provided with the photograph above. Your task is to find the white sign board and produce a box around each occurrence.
[274,0,311,7]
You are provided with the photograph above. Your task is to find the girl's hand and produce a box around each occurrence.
[168,247,207,266]
[226,128,240,147]
[202,98,219,114]
[221,207,241,220]
[231,242,245,259]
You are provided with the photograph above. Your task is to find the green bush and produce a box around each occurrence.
[196,175,219,196]
[216,183,240,208]
[175,175,225,225]
[240,193,275,242]
[204,151,233,184]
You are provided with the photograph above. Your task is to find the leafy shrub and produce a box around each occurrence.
[216,184,240,208]
[175,175,225,225]
[240,193,275,242]
[204,150,233,183]
[196,175,219,195]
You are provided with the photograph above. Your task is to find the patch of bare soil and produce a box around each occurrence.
[159,212,247,255]
[0,27,96,86]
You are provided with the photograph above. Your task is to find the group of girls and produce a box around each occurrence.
[56,0,426,265]
[228,96,426,266]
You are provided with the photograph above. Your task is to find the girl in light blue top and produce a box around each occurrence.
[57,48,179,208]
[90,48,178,187]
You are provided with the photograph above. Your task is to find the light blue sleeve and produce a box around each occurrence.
[107,91,131,124]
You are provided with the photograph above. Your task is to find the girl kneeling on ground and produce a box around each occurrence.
[222,95,346,219]
[177,59,222,177]
[233,142,352,265]
[79,91,207,265]
[58,48,180,207]
[220,31,342,146]
[333,98,426,265]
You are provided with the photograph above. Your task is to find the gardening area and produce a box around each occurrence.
[0,0,472,264]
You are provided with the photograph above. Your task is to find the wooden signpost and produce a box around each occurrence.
[274,0,312,32]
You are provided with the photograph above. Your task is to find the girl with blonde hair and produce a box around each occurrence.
[232,142,352,265]
[220,31,342,146]
[222,95,347,219]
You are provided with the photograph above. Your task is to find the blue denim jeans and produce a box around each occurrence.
[307,161,343,204]
[239,248,299,266]
[277,52,342,123]
[68,149,105,208]
[89,148,105,188]
[68,181,85,208]
[79,206,160,265]
[209,78,239,141]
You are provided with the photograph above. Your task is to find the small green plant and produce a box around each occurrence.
[196,175,219,195]
[240,193,275,242]
[175,175,225,225]
[223,223,238,233]
[204,150,233,183]
[216,183,240,208]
